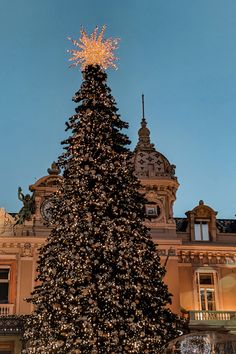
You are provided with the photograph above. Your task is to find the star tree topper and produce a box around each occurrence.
[67,25,119,70]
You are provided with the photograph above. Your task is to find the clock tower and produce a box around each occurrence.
[29,162,62,225]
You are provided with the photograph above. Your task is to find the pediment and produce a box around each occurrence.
[29,175,63,191]
[186,200,218,220]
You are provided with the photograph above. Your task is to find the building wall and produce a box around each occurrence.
[0,160,236,350]
[18,258,34,314]
[164,258,180,313]
[178,266,194,312]
[220,268,236,311]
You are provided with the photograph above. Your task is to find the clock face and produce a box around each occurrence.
[40,198,53,221]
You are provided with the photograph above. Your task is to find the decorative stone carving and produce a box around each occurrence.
[47,161,61,175]
[15,187,35,225]
[145,190,159,203]
[178,250,236,265]
[192,200,217,219]
[21,242,33,257]
[144,190,166,225]
[0,208,15,235]
[29,164,63,222]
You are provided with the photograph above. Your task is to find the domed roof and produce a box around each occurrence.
[134,116,177,180]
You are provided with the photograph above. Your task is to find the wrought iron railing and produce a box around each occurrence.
[0,315,24,335]
[0,304,14,316]
[189,310,236,321]
[0,305,24,335]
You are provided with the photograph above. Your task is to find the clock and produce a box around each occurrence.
[40,198,54,221]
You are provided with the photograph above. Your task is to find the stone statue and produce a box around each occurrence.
[15,187,35,225]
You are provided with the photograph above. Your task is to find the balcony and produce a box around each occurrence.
[0,305,24,336]
[189,310,236,334]
[0,304,14,316]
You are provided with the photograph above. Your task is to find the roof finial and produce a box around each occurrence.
[47,162,61,175]
[142,93,145,120]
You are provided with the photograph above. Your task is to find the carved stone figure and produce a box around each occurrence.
[21,242,33,257]
[15,187,35,225]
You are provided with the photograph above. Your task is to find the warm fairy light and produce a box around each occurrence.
[67,25,119,70]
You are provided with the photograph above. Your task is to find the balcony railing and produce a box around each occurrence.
[189,310,236,321]
[0,304,14,316]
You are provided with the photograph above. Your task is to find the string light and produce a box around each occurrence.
[23,35,180,353]
[67,25,119,70]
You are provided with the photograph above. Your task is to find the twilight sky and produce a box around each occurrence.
[0,0,236,218]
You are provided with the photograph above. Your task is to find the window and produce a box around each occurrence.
[145,205,160,217]
[194,221,209,241]
[0,342,14,354]
[0,268,10,304]
[146,206,157,216]
[197,273,216,311]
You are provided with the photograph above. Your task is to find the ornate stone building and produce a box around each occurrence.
[0,117,235,353]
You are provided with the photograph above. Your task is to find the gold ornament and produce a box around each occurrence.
[67,25,119,70]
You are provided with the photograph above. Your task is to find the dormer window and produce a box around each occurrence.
[194,220,209,241]
[186,200,217,242]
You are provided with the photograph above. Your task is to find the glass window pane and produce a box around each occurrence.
[199,274,214,285]
[0,269,9,280]
[207,289,214,301]
[207,302,215,311]
[0,283,9,303]
[146,207,156,215]
[207,289,215,310]
[194,224,201,240]
[200,289,206,310]
[202,223,209,241]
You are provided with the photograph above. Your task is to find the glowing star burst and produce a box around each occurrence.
[67,26,119,70]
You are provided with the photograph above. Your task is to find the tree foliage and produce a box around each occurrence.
[23,64,179,353]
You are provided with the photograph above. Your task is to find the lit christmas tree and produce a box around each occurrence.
[24,26,179,353]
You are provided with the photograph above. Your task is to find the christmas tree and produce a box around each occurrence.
[23,26,179,353]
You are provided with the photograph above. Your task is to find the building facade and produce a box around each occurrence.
[0,119,235,353]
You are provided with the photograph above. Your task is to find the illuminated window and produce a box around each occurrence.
[194,221,209,241]
[197,273,216,311]
[0,268,10,304]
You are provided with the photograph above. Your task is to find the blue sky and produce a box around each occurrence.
[0,0,236,218]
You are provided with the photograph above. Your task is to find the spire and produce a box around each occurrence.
[135,94,155,151]
[142,93,145,121]
[133,95,177,181]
